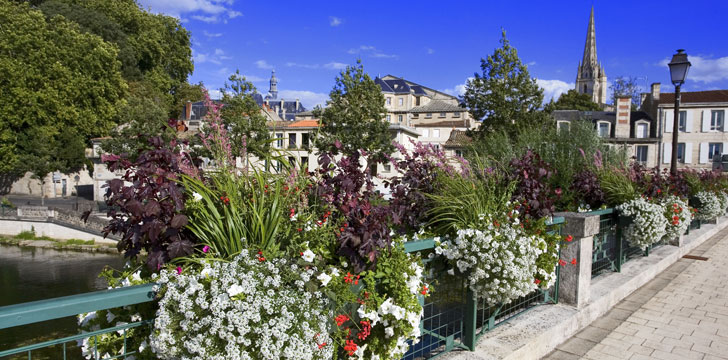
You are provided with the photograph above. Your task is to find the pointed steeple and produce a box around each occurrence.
[269,70,278,100]
[582,6,598,67]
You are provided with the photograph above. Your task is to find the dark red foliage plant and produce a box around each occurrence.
[100,136,196,271]
[314,151,392,272]
[509,150,559,219]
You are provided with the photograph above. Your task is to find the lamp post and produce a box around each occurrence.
[668,49,691,175]
[74,175,80,211]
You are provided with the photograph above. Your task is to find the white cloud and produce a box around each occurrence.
[193,48,231,65]
[203,30,223,37]
[527,61,537,66]
[427,48,435,55]
[658,55,728,83]
[324,62,347,70]
[347,45,398,60]
[329,16,342,27]
[278,90,329,109]
[442,78,473,97]
[255,60,274,69]
[208,89,222,100]
[138,0,242,23]
[286,62,319,69]
[536,79,574,103]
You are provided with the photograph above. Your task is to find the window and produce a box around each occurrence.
[583,84,587,93]
[398,115,403,123]
[455,149,463,157]
[709,143,723,160]
[420,129,429,138]
[288,133,297,149]
[301,156,309,170]
[712,110,725,131]
[677,143,686,163]
[636,123,648,138]
[275,133,284,148]
[398,98,403,106]
[432,129,440,138]
[598,122,609,137]
[415,97,420,106]
[453,112,461,118]
[275,161,282,172]
[678,111,687,132]
[386,97,391,105]
[386,115,391,122]
[425,113,432,118]
[383,163,391,172]
[433,144,440,150]
[412,113,419,118]
[288,157,296,168]
[636,145,648,163]
[558,122,570,133]
[439,112,446,118]
[302,133,310,149]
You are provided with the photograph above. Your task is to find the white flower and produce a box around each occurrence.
[200,267,212,278]
[227,284,244,297]
[301,249,315,262]
[131,271,142,283]
[384,326,394,338]
[105,311,116,323]
[316,272,332,286]
[192,192,202,201]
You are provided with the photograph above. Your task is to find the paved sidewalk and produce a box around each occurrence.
[544,228,728,360]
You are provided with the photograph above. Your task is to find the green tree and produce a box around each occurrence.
[544,89,602,112]
[0,0,126,175]
[462,30,547,137]
[610,76,641,109]
[316,60,392,163]
[219,71,271,158]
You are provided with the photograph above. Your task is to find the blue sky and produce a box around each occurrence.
[139,0,728,109]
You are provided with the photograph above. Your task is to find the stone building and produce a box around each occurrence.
[641,84,728,169]
[575,6,608,106]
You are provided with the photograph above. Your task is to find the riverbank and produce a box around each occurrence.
[0,235,118,253]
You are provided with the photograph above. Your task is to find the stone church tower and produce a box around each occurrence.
[575,6,608,106]
[266,70,278,100]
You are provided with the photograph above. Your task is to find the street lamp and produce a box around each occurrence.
[74,175,80,211]
[668,49,691,175]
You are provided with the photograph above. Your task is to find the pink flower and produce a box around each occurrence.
[176,266,182,275]
[202,245,210,253]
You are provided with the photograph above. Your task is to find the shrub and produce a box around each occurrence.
[509,149,559,218]
[150,251,334,360]
[617,197,668,249]
[570,169,604,210]
[599,168,637,206]
[100,136,195,270]
[692,191,723,220]
[660,195,692,240]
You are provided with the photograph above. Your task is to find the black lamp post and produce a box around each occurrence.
[668,49,691,175]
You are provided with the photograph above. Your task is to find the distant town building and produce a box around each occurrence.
[641,84,728,169]
[575,6,608,106]
[256,70,306,121]
[553,95,660,167]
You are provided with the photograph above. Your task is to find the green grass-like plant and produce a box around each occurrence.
[599,168,638,206]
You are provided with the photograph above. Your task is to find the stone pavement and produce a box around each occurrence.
[543,228,728,360]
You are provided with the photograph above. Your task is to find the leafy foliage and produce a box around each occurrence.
[462,29,547,136]
[571,169,605,209]
[599,168,638,206]
[101,136,194,270]
[544,89,601,112]
[610,76,642,108]
[509,150,559,219]
[0,0,126,174]
[219,71,271,158]
[316,60,392,163]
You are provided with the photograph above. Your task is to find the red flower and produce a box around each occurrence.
[657,188,662,194]
[565,235,573,242]
[421,285,429,295]
[335,314,349,326]
[344,272,354,284]
[559,259,567,266]
[571,258,578,265]
[357,320,371,340]
[534,279,541,285]
[317,342,327,349]
[493,220,500,227]
[673,215,680,221]
[354,274,361,285]
[344,340,357,356]
[297,228,302,232]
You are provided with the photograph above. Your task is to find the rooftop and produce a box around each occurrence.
[657,90,728,105]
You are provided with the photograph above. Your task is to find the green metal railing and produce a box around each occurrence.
[591,209,619,276]
[2,219,565,360]
[0,284,155,359]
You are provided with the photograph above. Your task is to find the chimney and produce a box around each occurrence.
[640,93,648,105]
[295,98,300,111]
[650,83,660,101]
[185,101,192,120]
[615,95,632,138]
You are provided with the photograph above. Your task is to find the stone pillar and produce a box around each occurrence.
[554,212,600,308]
[669,235,684,247]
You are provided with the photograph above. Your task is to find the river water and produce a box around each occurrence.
[0,244,124,359]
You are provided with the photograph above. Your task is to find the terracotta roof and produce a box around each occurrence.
[657,90,728,104]
[288,119,319,128]
[414,120,470,128]
[444,130,472,147]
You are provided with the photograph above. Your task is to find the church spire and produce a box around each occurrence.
[269,70,278,100]
[582,6,598,67]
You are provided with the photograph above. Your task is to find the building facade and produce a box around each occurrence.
[641,84,728,169]
[575,6,608,106]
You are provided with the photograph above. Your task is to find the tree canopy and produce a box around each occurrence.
[610,76,642,109]
[0,0,126,175]
[461,30,547,137]
[544,89,602,112]
[219,71,271,158]
[316,61,392,163]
